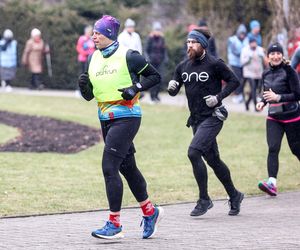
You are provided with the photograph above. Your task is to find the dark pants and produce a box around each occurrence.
[231,66,244,95]
[31,73,42,89]
[188,116,237,200]
[266,119,300,178]
[244,78,260,110]
[100,117,148,212]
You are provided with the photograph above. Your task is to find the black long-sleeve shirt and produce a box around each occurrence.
[171,53,239,123]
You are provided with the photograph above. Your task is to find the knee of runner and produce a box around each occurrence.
[268,144,281,154]
[204,154,221,167]
[102,154,123,178]
[188,147,203,161]
[102,166,118,178]
[121,153,136,169]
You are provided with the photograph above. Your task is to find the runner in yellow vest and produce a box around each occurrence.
[78,15,164,240]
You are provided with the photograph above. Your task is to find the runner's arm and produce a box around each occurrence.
[126,50,161,91]
[215,59,239,101]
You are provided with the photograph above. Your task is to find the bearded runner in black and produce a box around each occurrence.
[168,28,244,216]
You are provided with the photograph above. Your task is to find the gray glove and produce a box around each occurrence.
[168,80,179,91]
[204,95,219,107]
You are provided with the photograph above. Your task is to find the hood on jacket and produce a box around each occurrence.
[236,24,247,36]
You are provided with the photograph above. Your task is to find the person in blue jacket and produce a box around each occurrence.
[227,24,248,103]
[0,29,17,92]
[247,20,262,46]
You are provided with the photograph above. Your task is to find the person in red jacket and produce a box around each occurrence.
[287,27,300,58]
[76,25,95,74]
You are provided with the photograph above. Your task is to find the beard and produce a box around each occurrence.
[187,47,204,61]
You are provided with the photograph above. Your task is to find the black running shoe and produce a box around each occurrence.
[228,191,244,216]
[190,199,213,216]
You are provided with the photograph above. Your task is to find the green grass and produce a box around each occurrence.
[0,93,299,216]
[0,124,19,145]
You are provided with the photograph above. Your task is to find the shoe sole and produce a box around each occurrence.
[228,193,244,216]
[91,231,124,240]
[145,206,164,239]
[190,202,214,217]
[258,183,277,196]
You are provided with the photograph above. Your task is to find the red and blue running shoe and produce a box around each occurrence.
[141,205,164,239]
[91,221,124,239]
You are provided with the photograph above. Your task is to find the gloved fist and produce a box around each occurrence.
[168,80,179,91]
[78,72,90,89]
[203,95,219,108]
[118,84,141,100]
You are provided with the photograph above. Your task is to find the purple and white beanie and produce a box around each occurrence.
[94,15,120,41]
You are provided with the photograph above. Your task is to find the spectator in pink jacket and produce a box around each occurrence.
[22,28,49,90]
[76,25,95,74]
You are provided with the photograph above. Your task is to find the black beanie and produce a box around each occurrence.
[267,43,283,55]
[198,19,208,27]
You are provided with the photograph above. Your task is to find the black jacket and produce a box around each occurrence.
[262,63,300,120]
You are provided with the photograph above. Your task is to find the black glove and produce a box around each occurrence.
[78,72,90,90]
[78,72,94,101]
[118,83,142,100]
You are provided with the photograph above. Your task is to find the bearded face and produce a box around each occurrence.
[187,44,204,60]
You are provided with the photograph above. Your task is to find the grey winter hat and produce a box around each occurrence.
[236,24,247,35]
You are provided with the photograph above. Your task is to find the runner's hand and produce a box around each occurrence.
[263,88,281,102]
[118,85,140,100]
[168,80,180,96]
[256,102,265,111]
[78,72,90,89]
[203,95,219,107]
[168,80,179,91]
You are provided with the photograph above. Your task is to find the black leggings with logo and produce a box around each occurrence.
[100,117,148,212]
[266,119,300,178]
